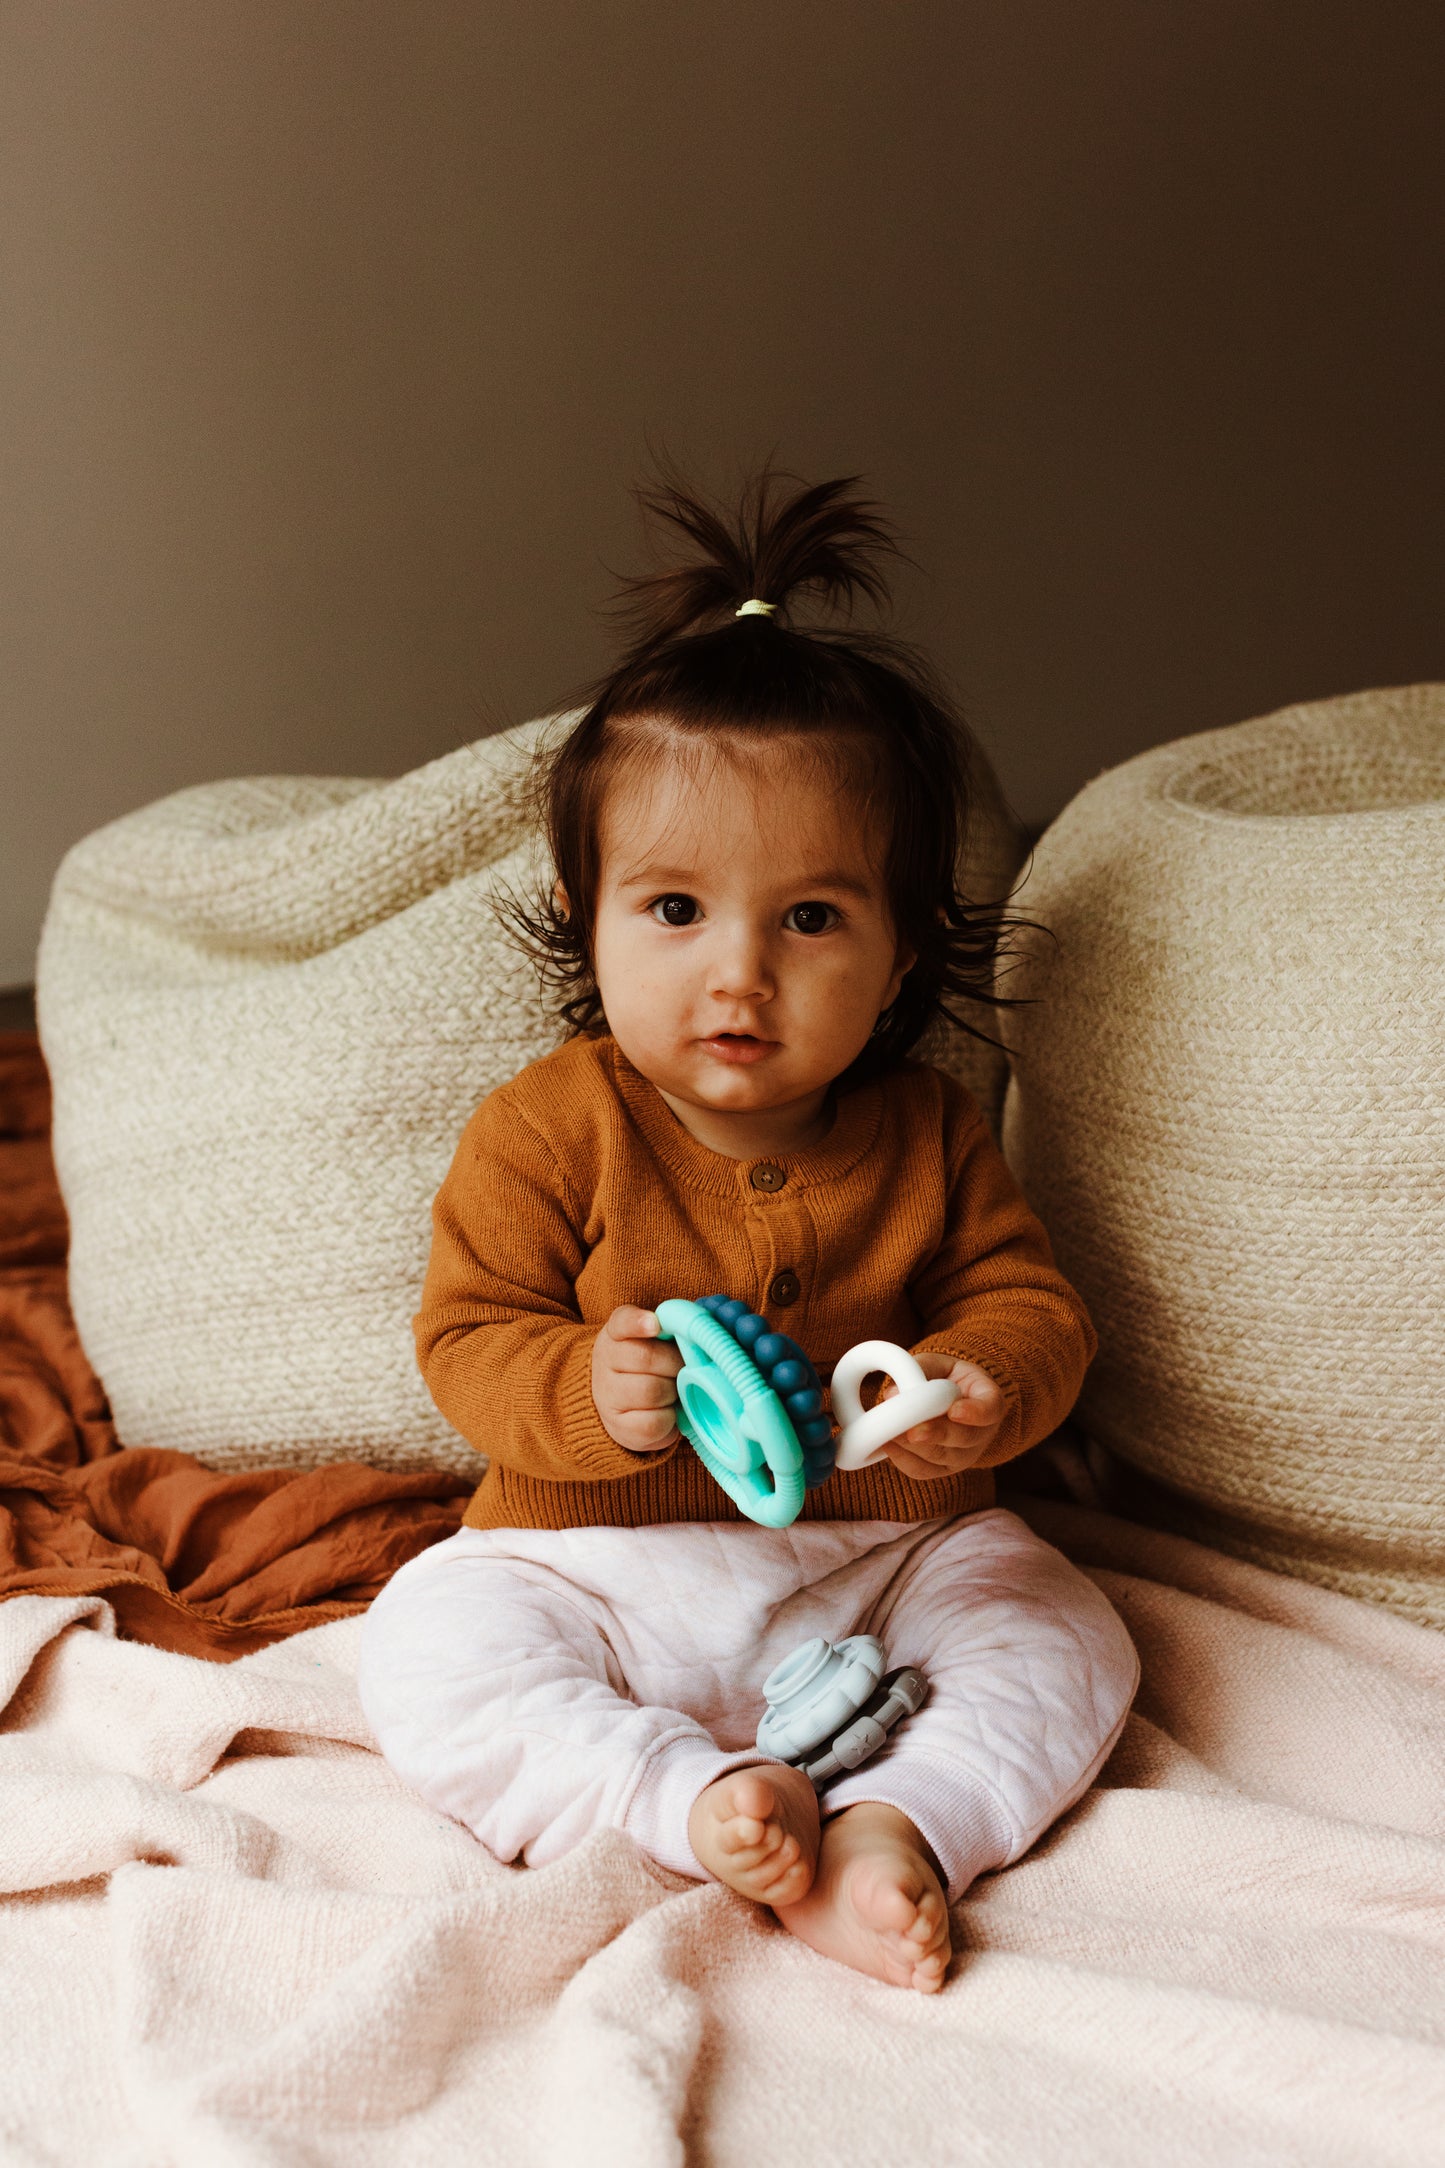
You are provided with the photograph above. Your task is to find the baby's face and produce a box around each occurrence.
[590,734,912,1148]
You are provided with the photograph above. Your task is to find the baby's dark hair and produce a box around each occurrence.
[507,470,1017,1085]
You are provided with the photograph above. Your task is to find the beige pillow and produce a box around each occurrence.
[39,717,1023,1475]
[40,721,555,1476]
[1000,684,1445,1626]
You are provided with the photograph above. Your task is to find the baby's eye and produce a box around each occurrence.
[649,894,700,927]
[784,901,839,936]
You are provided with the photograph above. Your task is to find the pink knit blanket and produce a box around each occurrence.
[3,1496,1441,2164]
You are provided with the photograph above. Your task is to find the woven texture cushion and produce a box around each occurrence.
[1000,683,1445,1625]
[38,717,1022,1476]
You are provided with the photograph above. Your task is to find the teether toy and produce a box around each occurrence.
[655,1297,833,1528]
[756,1634,929,1789]
[655,1298,962,1524]
[829,1340,961,1471]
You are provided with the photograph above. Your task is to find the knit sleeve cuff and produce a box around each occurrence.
[910,1334,1024,1464]
[555,1328,685,1483]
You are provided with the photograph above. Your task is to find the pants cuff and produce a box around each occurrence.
[621,1731,781,1880]
[823,1751,1015,1899]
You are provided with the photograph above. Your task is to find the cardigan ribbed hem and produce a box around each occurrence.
[461,1455,995,1532]
[553,1336,684,1484]
[912,1333,1024,1463]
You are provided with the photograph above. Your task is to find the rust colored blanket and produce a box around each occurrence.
[0,1031,468,1658]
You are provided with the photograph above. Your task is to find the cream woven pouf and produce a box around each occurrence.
[38,716,1022,1476]
[39,719,556,1476]
[1001,683,1445,1626]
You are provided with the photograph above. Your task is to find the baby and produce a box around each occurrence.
[358,474,1138,1993]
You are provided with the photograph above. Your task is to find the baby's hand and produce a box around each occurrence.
[592,1306,684,1453]
[878,1353,1005,1480]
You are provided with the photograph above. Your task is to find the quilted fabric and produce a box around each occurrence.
[356,1508,1138,1888]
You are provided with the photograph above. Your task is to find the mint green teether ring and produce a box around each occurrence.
[655,1297,807,1528]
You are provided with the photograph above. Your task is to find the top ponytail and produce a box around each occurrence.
[609,472,897,657]
[505,468,1020,1083]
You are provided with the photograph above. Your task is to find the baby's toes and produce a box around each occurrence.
[904,1888,948,1947]
[729,1773,782,1823]
[910,1944,950,1993]
[751,1831,800,1880]
[756,1853,812,1902]
[905,1900,951,1984]
[731,1830,787,1875]
[852,1860,924,1939]
[715,1812,769,1856]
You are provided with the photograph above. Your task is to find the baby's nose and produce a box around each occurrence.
[708,928,773,998]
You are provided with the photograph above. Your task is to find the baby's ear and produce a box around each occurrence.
[887,942,918,1003]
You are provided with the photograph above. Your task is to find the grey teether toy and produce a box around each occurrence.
[756,1634,928,1791]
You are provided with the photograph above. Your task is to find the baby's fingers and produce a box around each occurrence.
[602,1307,683,1375]
[950,1373,1004,1426]
[899,1416,957,1456]
[604,1304,662,1343]
[884,1425,974,1479]
[609,1338,683,1378]
[617,1406,681,1452]
[613,1372,679,1411]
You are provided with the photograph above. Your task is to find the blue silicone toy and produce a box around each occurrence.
[654,1295,834,1528]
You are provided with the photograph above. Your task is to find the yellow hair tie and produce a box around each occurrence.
[734,599,777,618]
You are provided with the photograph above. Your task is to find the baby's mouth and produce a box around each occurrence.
[700,1032,779,1066]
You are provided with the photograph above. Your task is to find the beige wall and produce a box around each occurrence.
[3,1,1442,986]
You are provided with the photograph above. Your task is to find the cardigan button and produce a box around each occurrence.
[769,1269,801,1307]
[749,1163,787,1192]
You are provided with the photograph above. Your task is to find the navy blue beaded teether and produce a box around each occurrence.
[693,1296,836,1484]
[654,1295,834,1527]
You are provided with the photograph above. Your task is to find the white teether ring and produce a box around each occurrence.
[830,1340,960,1470]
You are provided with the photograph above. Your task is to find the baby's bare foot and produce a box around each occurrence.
[774,1801,952,1993]
[689,1765,820,1905]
